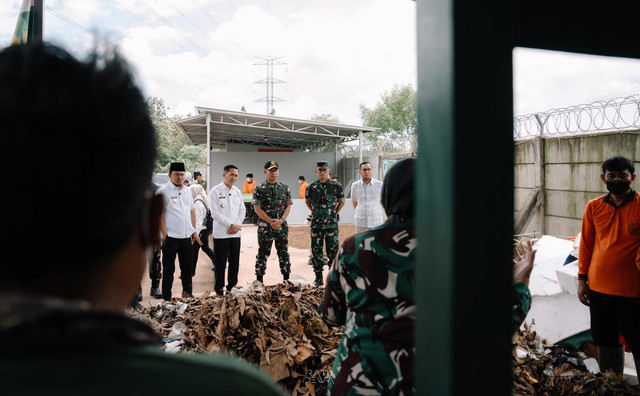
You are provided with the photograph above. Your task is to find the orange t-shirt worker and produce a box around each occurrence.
[243,173,257,194]
[578,156,640,375]
[298,176,308,199]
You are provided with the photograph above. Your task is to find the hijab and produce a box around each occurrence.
[189,184,209,208]
[381,157,414,219]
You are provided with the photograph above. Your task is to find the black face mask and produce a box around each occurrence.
[606,180,631,195]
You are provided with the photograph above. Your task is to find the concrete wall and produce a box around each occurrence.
[207,151,339,195]
[515,131,640,236]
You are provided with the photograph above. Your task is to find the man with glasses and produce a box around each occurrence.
[157,162,202,300]
[578,156,640,377]
[306,161,345,286]
[351,161,384,233]
[252,161,292,283]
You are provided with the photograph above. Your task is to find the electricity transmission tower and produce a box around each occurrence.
[254,56,286,115]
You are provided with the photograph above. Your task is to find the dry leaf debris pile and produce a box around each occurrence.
[147,282,342,395]
[513,322,640,395]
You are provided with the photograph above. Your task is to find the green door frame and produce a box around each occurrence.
[415,0,640,394]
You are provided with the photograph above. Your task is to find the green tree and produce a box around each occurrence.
[148,97,206,173]
[309,113,342,152]
[241,105,246,112]
[359,83,417,151]
[310,113,341,124]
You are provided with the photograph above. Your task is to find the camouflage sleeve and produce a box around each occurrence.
[336,182,345,203]
[321,248,347,326]
[513,282,531,333]
[252,185,262,207]
[305,184,312,205]
[286,185,292,205]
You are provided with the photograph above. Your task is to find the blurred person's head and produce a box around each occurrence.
[298,175,305,184]
[0,43,160,309]
[189,184,208,208]
[194,171,203,182]
[381,158,415,219]
[223,165,239,187]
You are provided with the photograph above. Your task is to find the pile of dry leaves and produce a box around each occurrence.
[513,322,640,395]
[145,281,341,396]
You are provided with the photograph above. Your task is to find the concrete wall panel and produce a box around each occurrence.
[544,190,602,219]
[545,163,607,192]
[514,140,536,164]
[514,164,537,188]
[544,216,583,237]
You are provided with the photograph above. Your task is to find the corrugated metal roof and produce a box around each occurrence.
[176,107,378,150]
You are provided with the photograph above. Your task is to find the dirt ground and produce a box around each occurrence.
[287,224,357,250]
[139,224,358,307]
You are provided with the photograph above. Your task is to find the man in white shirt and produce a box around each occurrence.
[209,165,246,296]
[157,162,202,300]
[351,161,384,233]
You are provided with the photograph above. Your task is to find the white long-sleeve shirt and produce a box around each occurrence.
[209,181,246,239]
[156,182,196,238]
[194,198,207,233]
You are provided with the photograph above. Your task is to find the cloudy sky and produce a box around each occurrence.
[0,0,638,125]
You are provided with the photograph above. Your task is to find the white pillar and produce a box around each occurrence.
[358,130,363,164]
[334,141,339,178]
[206,112,211,191]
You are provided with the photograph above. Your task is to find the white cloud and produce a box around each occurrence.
[0,0,416,127]
[513,48,640,115]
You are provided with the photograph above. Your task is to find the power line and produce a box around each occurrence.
[46,5,204,91]
[135,0,250,89]
[136,0,208,56]
[192,0,220,27]
[111,0,188,52]
[44,6,113,45]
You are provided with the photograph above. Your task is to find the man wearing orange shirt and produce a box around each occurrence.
[298,176,308,199]
[578,156,640,376]
[243,173,257,194]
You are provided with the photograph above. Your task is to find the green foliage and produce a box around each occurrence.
[241,106,247,112]
[309,113,342,152]
[359,83,417,151]
[148,97,206,173]
[310,113,341,124]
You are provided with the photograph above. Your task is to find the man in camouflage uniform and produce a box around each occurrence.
[252,160,292,283]
[306,161,345,287]
[148,246,162,298]
[194,171,207,190]
[148,182,162,298]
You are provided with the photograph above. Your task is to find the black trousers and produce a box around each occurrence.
[213,237,241,293]
[589,289,640,356]
[192,228,215,276]
[161,237,193,300]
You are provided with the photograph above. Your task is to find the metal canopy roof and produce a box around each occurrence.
[176,107,378,150]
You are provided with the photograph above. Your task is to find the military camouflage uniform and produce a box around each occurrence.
[148,246,162,281]
[513,282,532,333]
[252,181,292,277]
[321,215,415,395]
[306,179,345,272]
[148,183,162,297]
